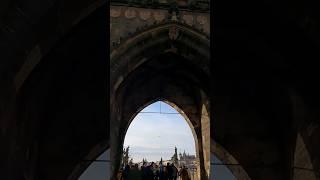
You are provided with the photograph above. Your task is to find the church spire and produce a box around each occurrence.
[172,146,179,166]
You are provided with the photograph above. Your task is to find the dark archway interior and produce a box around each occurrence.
[1,0,320,179]
[111,41,211,178]
[212,0,320,179]
[3,4,108,180]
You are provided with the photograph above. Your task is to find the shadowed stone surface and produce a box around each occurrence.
[1,0,320,180]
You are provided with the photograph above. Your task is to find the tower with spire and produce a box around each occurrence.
[171,146,179,167]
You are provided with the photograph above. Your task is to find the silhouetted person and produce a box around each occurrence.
[171,163,178,180]
[163,166,169,180]
[118,168,123,180]
[122,164,130,180]
[154,164,160,180]
[159,164,165,180]
[129,164,141,180]
[178,165,189,180]
[167,163,173,180]
[146,162,155,180]
[141,162,148,180]
[142,162,155,180]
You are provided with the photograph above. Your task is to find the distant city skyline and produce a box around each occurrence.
[79,102,236,180]
[123,101,196,162]
[79,101,236,180]
[122,145,196,163]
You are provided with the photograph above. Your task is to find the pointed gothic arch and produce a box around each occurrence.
[122,100,201,173]
[110,22,210,179]
[211,139,251,180]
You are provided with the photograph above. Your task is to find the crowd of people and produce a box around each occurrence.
[118,162,191,180]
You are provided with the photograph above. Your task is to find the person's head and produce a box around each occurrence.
[167,163,170,167]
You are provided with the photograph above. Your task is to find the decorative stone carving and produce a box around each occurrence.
[153,11,165,22]
[170,11,179,21]
[125,8,136,19]
[203,23,210,34]
[177,0,188,6]
[110,8,121,17]
[169,25,179,40]
[139,10,151,21]
[182,14,194,26]
[196,15,207,25]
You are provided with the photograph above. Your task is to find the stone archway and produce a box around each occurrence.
[8,4,108,180]
[112,93,210,179]
[211,139,251,180]
[14,1,106,93]
[122,100,204,179]
[67,142,109,180]
[123,100,200,158]
[110,22,210,93]
[292,133,317,180]
[121,99,210,179]
[290,90,320,179]
[110,22,210,179]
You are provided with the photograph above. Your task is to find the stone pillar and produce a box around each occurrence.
[110,101,125,179]
[200,104,210,178]
[0,71,25,179]
[195,126,208,180]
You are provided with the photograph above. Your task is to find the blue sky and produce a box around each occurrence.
[123,101,196,162]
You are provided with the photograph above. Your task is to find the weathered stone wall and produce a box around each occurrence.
[212,140,251,180]
[0,5,108,180]
[110,4,210,179]
[110,5,210,49]
[293,134,317,180]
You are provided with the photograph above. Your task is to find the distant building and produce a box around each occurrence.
[171,147,179,167]
[178,149,198,180]
[179,150,197,167]
[135,147,198,172]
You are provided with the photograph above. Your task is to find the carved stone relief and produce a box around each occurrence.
[110,8,121,18]
[169,25,179,40]
[182,14,194,26]
[139,10,151,21]
[196,15,207,25]
[153,11,165,22]
[125,8,136,19]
